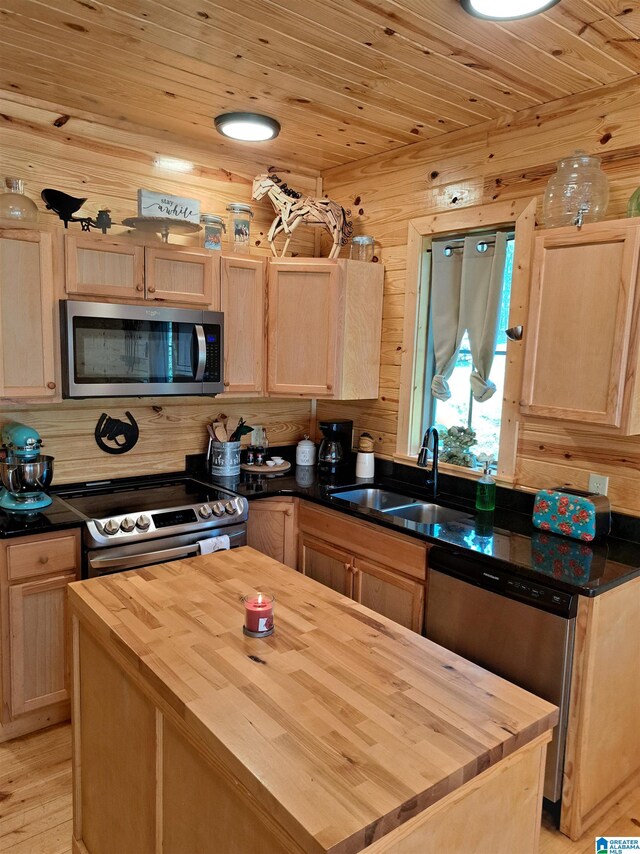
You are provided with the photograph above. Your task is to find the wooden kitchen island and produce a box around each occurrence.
[68,547,557,854]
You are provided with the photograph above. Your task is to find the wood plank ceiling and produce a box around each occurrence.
[0,0,639,174]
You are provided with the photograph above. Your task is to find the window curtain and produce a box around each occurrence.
[430,231,508,403]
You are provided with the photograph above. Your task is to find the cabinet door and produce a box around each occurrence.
[65,235,145,299]
[298,533,352,597]
[0,229,58,399]
[145,247,219,307]
[8,572,76,717]
[352,557,424,632]
[247,498,296,568]
[267,262,340,396]
[521,222,640,428]
[220,255,265,395]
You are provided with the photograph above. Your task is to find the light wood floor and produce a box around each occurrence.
[0,724,638,853]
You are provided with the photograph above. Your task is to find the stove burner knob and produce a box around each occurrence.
[136,514,151,531]
[199,504,213,519]
[211,502,225,517]
[224,501,236,515]
[120,516,136,533]
[103,518,120,536]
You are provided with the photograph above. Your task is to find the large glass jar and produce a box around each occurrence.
[542,151,609,228]
[0,177,38,223]
[226,203,253,253]
[200,213,225,251]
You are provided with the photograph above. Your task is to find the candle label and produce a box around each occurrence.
[258,616,273,633]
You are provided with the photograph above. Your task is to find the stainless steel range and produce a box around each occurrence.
[56,475,247,578]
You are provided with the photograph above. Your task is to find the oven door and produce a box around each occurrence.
[85,524,246,578]
[61,300,223,397]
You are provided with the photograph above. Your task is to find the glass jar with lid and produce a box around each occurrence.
[0,177,39,223]
[349,235,374,261]
[200,213,226,251]
[542,151,609,228]
[226,203,253,253]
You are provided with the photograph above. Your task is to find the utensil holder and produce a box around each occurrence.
[209,441,241,477]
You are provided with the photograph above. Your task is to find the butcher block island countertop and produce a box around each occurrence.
[68,547,558,854]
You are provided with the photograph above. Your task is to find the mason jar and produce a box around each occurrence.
[200,214,225,251]
[349,235,375,261]
[226,203,253,253]
[543,151,609,228]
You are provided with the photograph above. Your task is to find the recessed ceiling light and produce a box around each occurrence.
[214,112,280,142]
[460,0,560,19]
[153,156,194,173]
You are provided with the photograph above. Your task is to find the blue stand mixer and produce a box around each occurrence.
[0,423,54,511]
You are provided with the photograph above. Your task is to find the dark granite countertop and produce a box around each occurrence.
[195,456,640,598]
[0,494,84,539]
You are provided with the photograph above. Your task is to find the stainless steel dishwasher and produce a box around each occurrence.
[424,546,577,803]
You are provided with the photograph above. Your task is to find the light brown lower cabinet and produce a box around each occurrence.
[246,497,297,568]
[298,503,427,631]
[0,529,81,742]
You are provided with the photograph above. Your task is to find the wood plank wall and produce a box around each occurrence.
[318,76,640,516]
[0,93,316,483]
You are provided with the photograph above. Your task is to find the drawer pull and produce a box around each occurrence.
[39,556,49,564]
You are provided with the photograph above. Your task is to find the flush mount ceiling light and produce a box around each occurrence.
[460,0,560,19]
[214,112,280,142]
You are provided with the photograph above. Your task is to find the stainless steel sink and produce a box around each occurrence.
[328,487,471,525]
[382,503,470,525]
[329,487,420,512]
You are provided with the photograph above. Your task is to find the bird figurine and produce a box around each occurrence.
[41,188,111,233]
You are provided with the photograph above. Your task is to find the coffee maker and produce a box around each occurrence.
[318,420,353,470]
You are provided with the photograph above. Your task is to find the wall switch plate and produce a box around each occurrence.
[588,473,609,495]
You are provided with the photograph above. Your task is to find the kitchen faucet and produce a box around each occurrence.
[417,426,439,498]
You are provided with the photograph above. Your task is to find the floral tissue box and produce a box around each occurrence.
[532,488,611,542]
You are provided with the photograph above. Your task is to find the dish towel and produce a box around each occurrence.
[198,535,231,555]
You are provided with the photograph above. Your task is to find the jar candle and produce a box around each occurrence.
[200,213,225,250]
[350,235,374,261]
[226,203,253,253]
[242,592,275,637]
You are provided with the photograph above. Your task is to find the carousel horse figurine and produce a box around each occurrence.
[252,174,353,258]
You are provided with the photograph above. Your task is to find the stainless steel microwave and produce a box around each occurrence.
[60,300,223,398]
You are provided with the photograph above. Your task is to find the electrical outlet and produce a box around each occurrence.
[588,473,609,495]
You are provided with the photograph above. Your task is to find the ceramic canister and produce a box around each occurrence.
[296,436,316,466]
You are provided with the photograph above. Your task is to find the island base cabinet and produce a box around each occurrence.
[72,618,550,854]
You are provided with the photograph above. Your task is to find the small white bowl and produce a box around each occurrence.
[271,456,284,464]
[265,459,277,467]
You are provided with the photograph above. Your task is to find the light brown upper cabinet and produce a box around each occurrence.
[0,228,58,400]
[521,218,640,433]
[267,259,384,399]
[65,235,219,308]
[220,254,266,396]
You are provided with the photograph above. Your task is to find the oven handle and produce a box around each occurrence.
[193,324,207,383]
[88,542,202,571]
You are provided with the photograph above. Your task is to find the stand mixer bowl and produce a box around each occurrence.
[0,454,54,497]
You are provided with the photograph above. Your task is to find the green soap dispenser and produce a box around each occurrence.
[476,462,496,512]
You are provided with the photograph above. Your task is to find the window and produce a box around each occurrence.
[425,237,515,467]
[396,199,535,484]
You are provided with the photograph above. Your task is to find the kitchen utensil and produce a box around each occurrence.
[0,422,54,510]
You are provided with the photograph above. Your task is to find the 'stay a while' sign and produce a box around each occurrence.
[137,189,200,223]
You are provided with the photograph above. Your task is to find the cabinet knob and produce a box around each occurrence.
[224,380,230,387]
[136,284,144,292]
[39,555,49,564]
[47,381,56,390]
[148,287,156,294]
[327,384,333,391]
